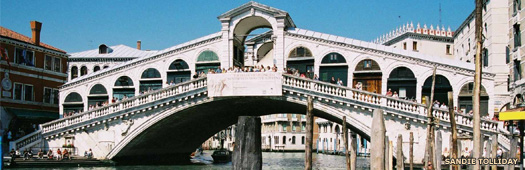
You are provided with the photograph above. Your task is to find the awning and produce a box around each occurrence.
[499,107,525,120]
[4,108,58,120]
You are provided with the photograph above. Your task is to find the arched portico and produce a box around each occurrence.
[353,59,382,93]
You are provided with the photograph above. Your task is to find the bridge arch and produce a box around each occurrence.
[231,16,276,67]
[421,75,452,105]
[255,42,274,67]
[106,96,372,164]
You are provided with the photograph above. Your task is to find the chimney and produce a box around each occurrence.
[137,40,141,50]
[30,21,42,46]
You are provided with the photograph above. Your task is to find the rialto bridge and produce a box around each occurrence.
[10,1,508,165]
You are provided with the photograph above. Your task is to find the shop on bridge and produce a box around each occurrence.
[195,51,221,74]
[286,47,314,78]
[88,84,109,106]
[353,59,382,94]
[422,75,452,105]
[319,53,348,86]
[387,67,416,100]
[140,68,163,92]
[167,59,191,84]
[113,76,135,100]
[63,92,84,114]
[458,82,489,116]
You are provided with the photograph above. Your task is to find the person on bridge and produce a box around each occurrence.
[313,74,319,81]
[392,91,399,98]
[47,149,53,160]
[386,88,393,97]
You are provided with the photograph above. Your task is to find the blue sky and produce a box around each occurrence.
[1,0,474,53]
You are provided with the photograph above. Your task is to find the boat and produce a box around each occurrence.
[211,149,231,163]
[190,147,203,158]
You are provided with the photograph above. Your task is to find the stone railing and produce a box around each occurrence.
[9,129,42,150]
[282,74,499,133]
[41,77,208,135]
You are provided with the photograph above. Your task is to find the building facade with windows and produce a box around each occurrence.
[316,118,369,155]
[453,0,510,113]
[0,21,68,140]
[508,0,525,108]
[260,114,319,151]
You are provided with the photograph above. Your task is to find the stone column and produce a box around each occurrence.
[233,116,262,170]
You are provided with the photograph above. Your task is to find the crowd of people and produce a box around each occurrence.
[9,148,78,160]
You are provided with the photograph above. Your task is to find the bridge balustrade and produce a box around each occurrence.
[39,78,208,136]
[282,74,499,133]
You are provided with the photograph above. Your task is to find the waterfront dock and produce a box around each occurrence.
[5,157,115,168]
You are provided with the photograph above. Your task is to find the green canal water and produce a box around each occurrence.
[10,151,371,169]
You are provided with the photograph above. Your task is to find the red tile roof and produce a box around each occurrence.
[0,26,66,53]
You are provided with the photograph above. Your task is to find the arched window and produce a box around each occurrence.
[288,46,312,58]
[140,68,162,93]
[63,92,84,116]
[88,84,108,106]
[114,76,135,100]
[387,67,416,99]
[169,59,192,84]
[141,68,161,79]
[459,82,488,115]
[321,53,346,64]
[197,51,219,62]
[353,59,382,93]
[196,51,221,75]
[319,53,348,85]
[422,75,452,105]
[93,66,101,72]
[80,66,88,76]
[71,66,78,79]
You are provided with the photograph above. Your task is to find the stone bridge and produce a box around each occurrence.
[11,73,504,164]
[9,1,510,165]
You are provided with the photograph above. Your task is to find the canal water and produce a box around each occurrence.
[10,151,371,169]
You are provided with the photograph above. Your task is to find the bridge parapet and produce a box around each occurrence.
[40,77,208,136]
[9,129,42,150]
[282,74,499,133]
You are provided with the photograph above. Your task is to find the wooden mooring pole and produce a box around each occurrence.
[232,116,262,170]
[410,132,414,170]
[305,96,314,170]
[343,116,350,170]
[424,67,437,170]
[447,91,458,170]
[370,109,386,170]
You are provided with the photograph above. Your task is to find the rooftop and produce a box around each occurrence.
[0,26,66,53]
[69,44,157,59]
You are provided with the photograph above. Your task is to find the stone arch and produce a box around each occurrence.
[87,84,108,107]
[421,74,452,105]
[113,76,135,100]
[231,16,276,67]
[457,82,489,115]
[286,45,315,77]
[80,65,88,76]
[140,68,163,93]
[319,52,349,85]
[387,66,417,100]
[167,59,191,84]
[353,59,382,94]
[106,96,372,163]
[70,66,79,79]
[93,65,101,72]
[255,42,274,67]
[63,92,84,115]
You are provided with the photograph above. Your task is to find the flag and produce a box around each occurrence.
[0,46,9,66]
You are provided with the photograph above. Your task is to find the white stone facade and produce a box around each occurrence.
[261,114,306,151]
